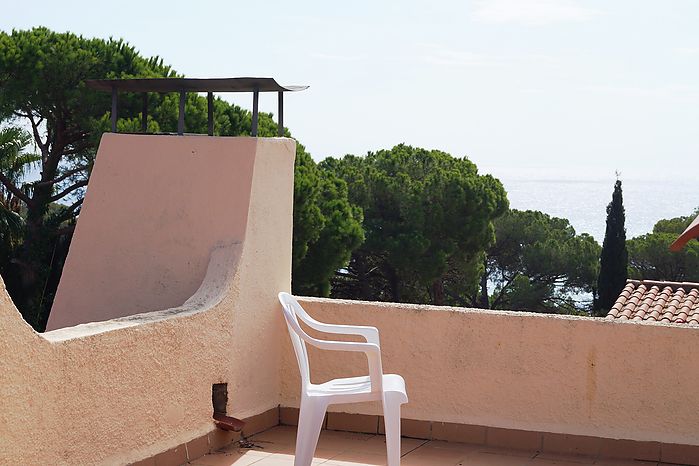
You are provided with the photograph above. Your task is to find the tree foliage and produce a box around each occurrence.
[0,28,182,329]
[595,179,628,315]
[480,209,601,314]
[627,210,699,282]
[0,127,37,266]
[3,27,640,324]
[291,147,364,296]
[325,144,508,305]
[0,27,360,329]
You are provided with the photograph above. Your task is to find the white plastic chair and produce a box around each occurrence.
[278,292,408,466]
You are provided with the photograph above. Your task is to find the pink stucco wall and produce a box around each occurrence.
[0,135,296,465]
[284,298,699,447]
[47,134,258,330]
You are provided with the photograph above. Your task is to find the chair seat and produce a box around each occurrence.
[307,374,407,404]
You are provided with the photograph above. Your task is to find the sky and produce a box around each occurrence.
[4,0,699,182]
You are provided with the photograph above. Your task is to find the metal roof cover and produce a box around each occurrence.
[85,77,308,93]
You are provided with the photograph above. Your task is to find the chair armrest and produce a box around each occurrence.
[286,316,384,392]
[308,338,379,354]
[294,306,381,346]
[306,322,380,346]
[307,338,384,393]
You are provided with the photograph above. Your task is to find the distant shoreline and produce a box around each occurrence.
[501,177,698,243]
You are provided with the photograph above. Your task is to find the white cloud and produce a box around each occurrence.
[420,48,505,67]
[520,88,547,94]
[674,47,699,56]
[416,43,559,68]
[472,0,602,25]
[580,84,699,99]
[310,53,366,62]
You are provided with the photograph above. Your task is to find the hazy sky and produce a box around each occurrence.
[5,0,699,181]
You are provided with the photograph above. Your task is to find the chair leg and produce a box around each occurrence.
[382,393,402,466]
[294,398,327,466]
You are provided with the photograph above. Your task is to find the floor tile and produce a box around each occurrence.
[252,452,326,465]
[325,450,388,465]
[402,443,471,464]
[189,450,268,466]
[249,426,298,446]
[316,431,374,452]
[594,460,658,466]
[189,426,666,466]
[353,434,427,456]
[535,452,596,464]
[532,457,595,466]
[460,450,534,465]
[472,447,538,458]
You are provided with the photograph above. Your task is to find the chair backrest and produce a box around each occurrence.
[278,292,311,389]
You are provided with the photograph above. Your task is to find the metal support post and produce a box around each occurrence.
[207,92,214,136]
[178,90,186,135]
[111,87,118,132]
[277,91,284,137]
[141,93,148,133]
[251,87,259,137]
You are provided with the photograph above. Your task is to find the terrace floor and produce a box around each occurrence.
[188,426,668,466]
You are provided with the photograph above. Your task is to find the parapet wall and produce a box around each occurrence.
[0,135,296,466]
[284,298,699,447]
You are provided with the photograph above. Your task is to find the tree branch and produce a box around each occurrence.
[49,179,88,202]
[334,269,358,279]
[55,224,76,237]
[445,289,471,307]
[53,198,84,223]
[63,129,90,144]
[60,146,86,156]
[491,273,518,309]
[25,110,48,155]
[33,166,88,187]
[0,172,32,206]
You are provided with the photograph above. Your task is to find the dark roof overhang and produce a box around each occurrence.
[85,77,308,93]
[85,77,308,137]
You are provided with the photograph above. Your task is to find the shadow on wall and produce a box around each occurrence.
[47,134,258,330]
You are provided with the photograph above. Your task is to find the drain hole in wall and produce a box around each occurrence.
[212,383,228,414]
[212,383,245,432]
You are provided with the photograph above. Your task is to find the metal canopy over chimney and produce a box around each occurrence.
[85,77,309,137]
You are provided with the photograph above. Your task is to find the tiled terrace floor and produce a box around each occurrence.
[188,426,671,466]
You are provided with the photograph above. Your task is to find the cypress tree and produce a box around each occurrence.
[595,179,628,315]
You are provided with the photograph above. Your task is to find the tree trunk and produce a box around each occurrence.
[11,141,63,331]
[357,258,371,301]
[16,191,52,330]
[479,256,490,308]
[385,266,400,302]
[432,279,445,306]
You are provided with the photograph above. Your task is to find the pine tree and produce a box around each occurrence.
[595,179,628,315]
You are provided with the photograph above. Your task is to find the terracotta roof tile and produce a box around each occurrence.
[606,279,699,325]
[607,282,636,319]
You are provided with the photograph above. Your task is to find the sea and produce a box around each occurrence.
[499,177,699,243]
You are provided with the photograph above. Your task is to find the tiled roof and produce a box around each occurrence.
[606,279,699,324]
